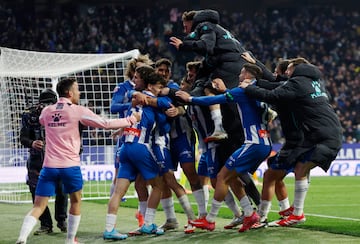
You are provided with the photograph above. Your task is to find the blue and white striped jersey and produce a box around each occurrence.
[187,104,217,152]
[191,83,272,146]
[161,82,195,140]
[123,91,160,145]
[111,79,134,118]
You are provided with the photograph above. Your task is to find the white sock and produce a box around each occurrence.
[278,197,290,211]
[144,208,156,225]
[17,215,37,242]
[204,185,210,207]
[239,196,253,217]
[258,200,271,219]
[192,188,207,217]
[66,214,81,243]
[178,194,196,220]
[211,109,223,132]
[224,191,241,217]
[293,179,309,216]
[105,214,117,232]
[139,201,147,216]
[160,197,176,221]
[207,198,222,223]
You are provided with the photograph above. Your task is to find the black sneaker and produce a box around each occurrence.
[57,221,67,232]
[34,226,53,235]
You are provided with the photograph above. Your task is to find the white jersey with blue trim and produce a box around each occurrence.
[152,106,171,149]
[153,95,172,148]
[111,79,134,118]
[169,112,193,140]
[111,79,134,147]
[187,104,218,152]
[123,91,158,145]
[191,83,272,146]
[164,82,194,140]
[152,125,171,149]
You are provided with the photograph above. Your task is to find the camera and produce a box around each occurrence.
[26,103,45,126]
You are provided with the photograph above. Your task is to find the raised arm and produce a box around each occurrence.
[110,85,132,114]
[171,23,216,55]
[79,106,139,130]
[176,90,227,106]
[241,51,276,82]
[240,79,298,104]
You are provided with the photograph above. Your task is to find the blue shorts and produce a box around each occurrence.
[201,147,220,179]
[114,139,124,169]
[197,153,208,177]
[225,143,271,174]
[36,166,83,196]
[170,133,195,168]
[152,144,174,174]
[118,142,160,181]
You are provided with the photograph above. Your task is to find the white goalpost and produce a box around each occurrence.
[0,47,139,203]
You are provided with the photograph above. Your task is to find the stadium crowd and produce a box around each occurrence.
[0,3,359,143]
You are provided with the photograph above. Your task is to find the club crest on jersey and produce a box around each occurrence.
[310,80,327,99]
[48,113,66,127]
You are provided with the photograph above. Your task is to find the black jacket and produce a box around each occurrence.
[256,79,303,147]
[20,106,44,171]
[245,63,342,149]
[180,9,246,88]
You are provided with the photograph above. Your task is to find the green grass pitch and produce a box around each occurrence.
[1,176,360,243]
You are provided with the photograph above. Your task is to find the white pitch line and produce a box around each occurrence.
[268,210,360,221]
[307,204,360,207]
[299,213,360,222]
[185,200,360,222]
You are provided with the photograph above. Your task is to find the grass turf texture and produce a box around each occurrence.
[2,176,359,243]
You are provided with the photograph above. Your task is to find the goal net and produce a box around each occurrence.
[0,47,139,203]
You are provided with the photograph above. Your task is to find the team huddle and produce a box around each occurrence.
[16,9,342,244]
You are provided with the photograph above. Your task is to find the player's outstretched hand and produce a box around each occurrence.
[132,111,141,122]
[239,79,253,88]
[175,90,191,102]
[165,104,178,118]
[169,37,183,50]
[267,107,278,123]
[32,140,44,151]
[212,78,227,93]
[132,92,148,106]
[241,51,256,64]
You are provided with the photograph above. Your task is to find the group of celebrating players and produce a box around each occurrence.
[16,9,342,244]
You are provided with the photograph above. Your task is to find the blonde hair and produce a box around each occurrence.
[125,54,154,80]
[182,11,196,22]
